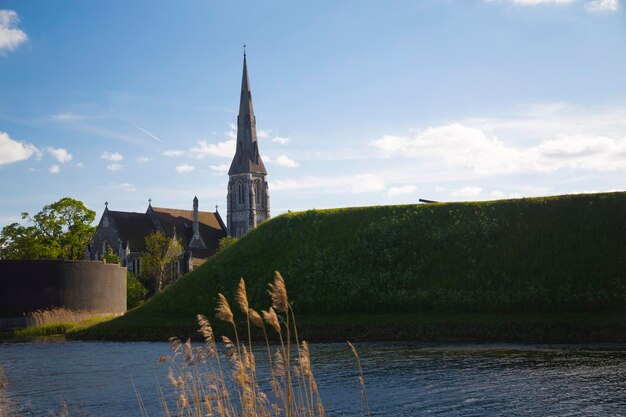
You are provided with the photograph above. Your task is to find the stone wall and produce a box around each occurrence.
[0,260,126,318]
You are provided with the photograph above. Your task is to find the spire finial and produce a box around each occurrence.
[243,43,246,56]
[215,205,218,212]
[148,198,152,206]
[105,201,108,208]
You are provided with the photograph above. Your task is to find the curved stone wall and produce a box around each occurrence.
[0,260,126,318]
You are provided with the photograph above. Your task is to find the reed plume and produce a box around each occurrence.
[347,341,371,417]
[248,308,263,328]
[268,271,289,313]
[215,293,234,325]
[236,278,249,314]
[262,308,281,334]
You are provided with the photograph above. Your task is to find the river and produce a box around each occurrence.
[1,339,626,416]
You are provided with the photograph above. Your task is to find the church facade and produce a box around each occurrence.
[227,52,270,237]
[87,198,227,276]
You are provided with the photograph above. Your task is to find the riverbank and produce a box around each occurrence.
[66,312,626,343]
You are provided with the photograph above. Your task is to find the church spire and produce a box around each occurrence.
[228,49,267,175]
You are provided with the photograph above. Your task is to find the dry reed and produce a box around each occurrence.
[24,308,105,327]
[158,272,369,417]
[0,367,10,417]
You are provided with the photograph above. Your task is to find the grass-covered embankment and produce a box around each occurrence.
[70,192,626,342]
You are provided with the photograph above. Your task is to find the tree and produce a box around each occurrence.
[0,197,96,260]
[142,230,183,293]
[127,272,148,309]
[102,247,120,264]
[218,235,239,251]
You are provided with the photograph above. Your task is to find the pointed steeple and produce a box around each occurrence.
[229,50,267,175]
[189,196,206,249]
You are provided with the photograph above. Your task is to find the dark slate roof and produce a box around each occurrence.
[228,53,267,176]
[107,210,156,252]
[152,207,227,256]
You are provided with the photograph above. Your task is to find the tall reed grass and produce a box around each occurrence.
[0,367,13,417]
[24,308,105,327]
[156,271,370,417]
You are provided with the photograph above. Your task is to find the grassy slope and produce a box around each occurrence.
[71,192,626,342]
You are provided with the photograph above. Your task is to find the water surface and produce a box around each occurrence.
[1,339,626,416]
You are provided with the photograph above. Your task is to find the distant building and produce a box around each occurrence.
[87,197,227,277]
[227,51,270,237]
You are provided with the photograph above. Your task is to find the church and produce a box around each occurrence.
[87,51,270,274]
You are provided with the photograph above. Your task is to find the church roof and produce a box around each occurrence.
[228,53,267,176]
[152,207,226,255]
[104,206,226,256]
[107,210,155,252]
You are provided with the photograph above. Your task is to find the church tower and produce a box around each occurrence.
[227,50,270,237]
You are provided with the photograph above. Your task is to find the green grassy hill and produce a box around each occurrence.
[72,192,626,342]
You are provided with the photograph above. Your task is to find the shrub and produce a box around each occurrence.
[127,272,148,309]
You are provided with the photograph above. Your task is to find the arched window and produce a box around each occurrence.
[238,182,244,205]
[255,180,262,206]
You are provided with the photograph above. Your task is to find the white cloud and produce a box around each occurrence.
[0,10,27,55]
[47,147,72,164]
[210,163,230,174]
[163,149,185,157]
[115,183,136,192]
[351,174,385,193]
[371,121,626,176]
[101,151,123,161]
[585,0,620,11]
[0,132,39,165]
[136,156,151,163]
[175,164,195,173]
[272,136,290,145]
[451,186,483,197]
[76,162,85,168]
[107,163,122,171]
[51,113,86,121]
[190,139,236,159]
[387,185,418,197]
[48,165,60,174]
[269,173,385,194]
[491,190,505,198]
[372,124,523,175]
[257,129,271,139]
[271,155,299,168]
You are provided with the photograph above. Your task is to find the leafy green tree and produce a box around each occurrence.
[0,197,95,260]
[102,247,120,264]
[127,272,148,309]
[218,235,239,251]
[142,230,183,293]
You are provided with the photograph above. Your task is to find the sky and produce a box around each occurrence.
[1,0,625,228]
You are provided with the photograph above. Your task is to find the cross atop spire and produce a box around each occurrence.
[148,198,152,206]
[243,43,246,56]
[105,201,108,209]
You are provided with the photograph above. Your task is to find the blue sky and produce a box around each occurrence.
[1,0,625,227]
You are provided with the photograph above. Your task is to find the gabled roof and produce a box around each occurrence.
[102,205,227,257]
[152,207,227,256]
[107,210,155,252]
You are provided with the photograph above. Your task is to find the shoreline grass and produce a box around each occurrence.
[12,315,115,337]
[67,311,626,343]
